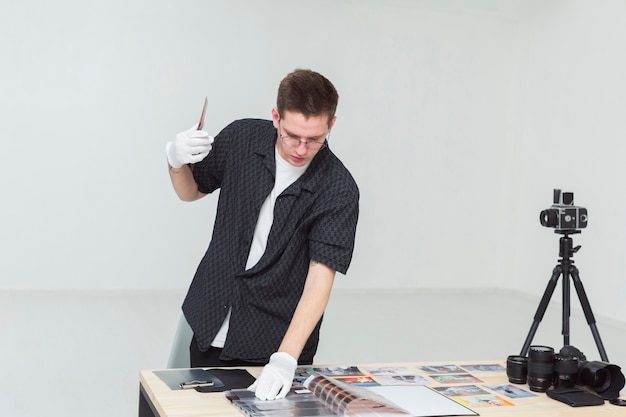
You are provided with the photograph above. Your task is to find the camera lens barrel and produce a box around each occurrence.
[539,209,558,227]
[554,354,579,388]
[578,361,626,400]
[527,345,555,392]
[506,355,528,384]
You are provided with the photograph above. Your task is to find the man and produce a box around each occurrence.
[165,69,359,400]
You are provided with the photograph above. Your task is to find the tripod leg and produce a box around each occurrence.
[520,265,562,356]
[569,265,609,362]
[561,259,572,346]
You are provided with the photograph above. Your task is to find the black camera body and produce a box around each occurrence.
[540,189,588,231]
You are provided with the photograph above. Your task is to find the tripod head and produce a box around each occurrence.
[555,230,581,261]
[555,229,581,236]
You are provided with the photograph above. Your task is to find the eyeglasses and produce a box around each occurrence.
[278,121,328,150]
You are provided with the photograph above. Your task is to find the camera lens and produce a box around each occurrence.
[578,361,626,400]
[527,345,555,392]
[506,355,528,384]
[554,354,578,388]
[540,209,558,227]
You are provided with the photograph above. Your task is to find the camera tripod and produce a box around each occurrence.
[519,230,609,362]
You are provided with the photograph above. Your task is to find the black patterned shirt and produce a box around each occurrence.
[182,118,359,363]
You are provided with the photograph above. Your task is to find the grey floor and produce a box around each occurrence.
[1,288,625,417]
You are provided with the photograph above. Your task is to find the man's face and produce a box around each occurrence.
[272,108,335,167]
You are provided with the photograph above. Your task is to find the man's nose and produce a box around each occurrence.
[294,141,308,153]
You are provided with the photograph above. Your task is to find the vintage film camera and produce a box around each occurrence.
[539,189,588,231]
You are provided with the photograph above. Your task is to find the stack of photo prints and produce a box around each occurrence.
[225,362,537,417]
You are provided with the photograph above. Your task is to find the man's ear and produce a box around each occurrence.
[328,115,337,131]
[271,107,280,128]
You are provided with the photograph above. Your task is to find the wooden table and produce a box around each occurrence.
[139,360,625,416]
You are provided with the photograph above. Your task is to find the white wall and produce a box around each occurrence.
[1,1,624,322]
[510,0,626,324]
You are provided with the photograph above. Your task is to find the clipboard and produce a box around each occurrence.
[152,368,256,392]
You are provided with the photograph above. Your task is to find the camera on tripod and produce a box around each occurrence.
[513,188,626,404]
[539,189,588,231]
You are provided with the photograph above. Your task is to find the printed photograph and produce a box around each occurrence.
[293,366,314,385]
[484,384,537,399]
[454,395,514,407]
[433,385,490,397]
[373,374,430,385]
[332,375,380,386]
[430,374,484,384]
[461,364,506,373]
[313,366,364,376]
[418,365,466,374]
[362,366,416,376]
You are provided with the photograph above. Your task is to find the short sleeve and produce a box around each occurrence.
[309,183,359,274]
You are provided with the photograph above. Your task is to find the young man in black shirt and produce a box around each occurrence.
[166,69,359,400]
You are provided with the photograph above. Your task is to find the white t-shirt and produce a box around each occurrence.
[211,147,309,348]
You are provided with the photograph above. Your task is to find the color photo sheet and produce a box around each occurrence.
[226,362,536,416]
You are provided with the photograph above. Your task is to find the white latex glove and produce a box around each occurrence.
[166,125,214,168]
[248,352,297,400]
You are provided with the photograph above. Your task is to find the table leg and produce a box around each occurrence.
[139,383,159,417]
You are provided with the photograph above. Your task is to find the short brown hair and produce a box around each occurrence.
[276,69,338,125]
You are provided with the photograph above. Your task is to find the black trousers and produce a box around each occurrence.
[189,335,265,368]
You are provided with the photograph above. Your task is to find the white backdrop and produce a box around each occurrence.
[1,1,625,322]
